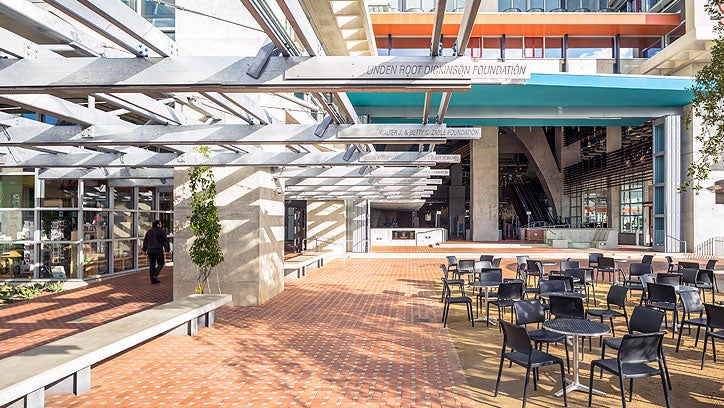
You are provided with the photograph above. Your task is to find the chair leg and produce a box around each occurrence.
[661,347,672,390]
[701,332,709,369]
[494,354,505,397]
[629,377,634,402]
[442,303,449,326]
[619,373,628,408]
[588,364,596,407]
[522,365,532,408]
[660,361,671,408]
[676,320,684,352]
[695,325,702,348]
[560,361,568,407]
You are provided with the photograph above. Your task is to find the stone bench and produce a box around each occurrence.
[283,252,328,278]
[0,293,232,408]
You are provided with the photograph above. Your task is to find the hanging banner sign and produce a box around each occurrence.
[286,56,530,81]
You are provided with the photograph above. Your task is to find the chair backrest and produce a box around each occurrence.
[497,281,523,300]
[442,279,464,299]
[598,256,615,269]
[705,259,717,270]
[564,267,592,284]
[655,273,682,286]
[607,285,629,309]
[629,262,653,277]
[440,264,450,280]
[681,268,699,285]
[640,274,655,292]
[480,255,494,262]
[641,254,654,264]
[680,290,704,314]
[492,258,502,268]
[549,295,585,318]
[629,306,665,334]
[647,282,676,304]
[475,260,493,270]
[588,252,603,266]
[678,261,700,269]
[499,319,533,354]
[548,275,574,292]
[526,259,543,274]
[539,279,566,294]
[618,332,664,365]
[479,270,503,285]
[458,259,475,271]
[514,299,546,325]
[446,256,458,268]
[704,303,724,330]
[560,260,580,273]
[696,269,714,284]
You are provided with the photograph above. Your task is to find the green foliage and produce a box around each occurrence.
[188,146,224,294]
[683,6,724,191]
[0,281,64,304]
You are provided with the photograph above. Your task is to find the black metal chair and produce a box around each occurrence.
[586,285,629,340]
[488,281,523,327]
[696,269,715,303]
[494,319,568,408]
[641,254,654,265]
[665,256,678,272]
[647,283,682,339]
[526,260,544,286]
[539,279,567,295]
[678,260,700,270]
[548,275,575,292]
[456,259,475,280]
[596,256,618,283]
[514,299,570,373]
[551,260,579,276]
[441,278,473,328]
[701,303,724,369]
[549,295,585,319]
[480,254,494,262]
[601,306,671,390]
[446,255,458,274]
[588,332,669,408]
[588,252,603,269]
[704,259,719,293]
[475,270,502,323]
[623,263,653,294]
[656,273,683,286]
[566,267,596,305]
[675,290,706,352]
[439,264,465,302]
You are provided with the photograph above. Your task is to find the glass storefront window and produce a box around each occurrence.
[137,241,150,269]
[83,180,108,208]
[113,187,134,209]
[83,210,109,240]
[113,240,135,272]
[138,212,153,238]
[0,243,28,279]
[583,190,607,227]
[159,189,173,211]
[41,211,79,241]
[40,242,78,278]
[0,174,35,208]
[83,242,109,276]
[620,183,643,233]
[41,180,78,208]
[0,210,34,241]
[138,187,154,211]
[113,211,134,238]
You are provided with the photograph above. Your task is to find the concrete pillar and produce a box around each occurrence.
[606,126,622,152]
[470,127,499,241]
[448,163,466,238]
[173,167,284,306]
[307,200,346,256]
[606,126,622,235]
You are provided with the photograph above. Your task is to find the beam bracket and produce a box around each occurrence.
[246,41,280,79]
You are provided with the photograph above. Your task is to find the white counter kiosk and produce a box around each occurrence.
[371,228,447,246]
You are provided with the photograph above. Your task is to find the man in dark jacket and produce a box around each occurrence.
[142,220,170,284]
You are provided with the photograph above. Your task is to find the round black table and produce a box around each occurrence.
[539,291,587,301]
[543,318,610,397]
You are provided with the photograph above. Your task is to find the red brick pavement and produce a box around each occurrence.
[6,258,475,407]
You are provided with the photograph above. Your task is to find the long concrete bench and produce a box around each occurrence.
[283,252,328,278]
[0,293,232,408]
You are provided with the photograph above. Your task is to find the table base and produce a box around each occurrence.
[472,317,497,325]
[555,378,606,397]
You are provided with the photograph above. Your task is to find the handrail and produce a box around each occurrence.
[694,236,724,258]
[665,235,687,253]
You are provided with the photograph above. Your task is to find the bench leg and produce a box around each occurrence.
[47,366,91,396]
[197,310,215,328]
[166,318,198,336]
[4,388,43,408]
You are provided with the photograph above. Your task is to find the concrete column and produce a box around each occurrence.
[606,126,622,152]
[470,127,499,241]
[448,163,466,237]
[173,167,284,306]
[606,126,622,238]
[307,200,346,255]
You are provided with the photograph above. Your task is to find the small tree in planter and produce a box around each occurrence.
[188,146,224,294]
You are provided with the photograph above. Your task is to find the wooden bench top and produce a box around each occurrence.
[0,294,231,406]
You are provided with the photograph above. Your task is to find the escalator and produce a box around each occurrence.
[508,179,554,226]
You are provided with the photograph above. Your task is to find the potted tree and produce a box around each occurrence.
[188,146,224,293]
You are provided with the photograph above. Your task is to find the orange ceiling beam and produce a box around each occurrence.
[370,12,681,37]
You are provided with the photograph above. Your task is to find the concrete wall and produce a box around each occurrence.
[512,127,563,216]
[173,167,284,306]
[470,127,499,241]
[448,163,466,237]
[307,200,346,255]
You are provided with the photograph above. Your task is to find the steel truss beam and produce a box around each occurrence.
[273,166,449,178]
[283,177,442,186]
[0,57,471,94]
[0,123,478,146]
[0,149,458,168]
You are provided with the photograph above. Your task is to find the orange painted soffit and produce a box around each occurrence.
[370,12,681,37]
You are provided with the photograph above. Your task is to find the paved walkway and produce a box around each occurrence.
[1,258,473,407]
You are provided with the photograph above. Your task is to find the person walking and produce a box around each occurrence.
[142,220,170,284]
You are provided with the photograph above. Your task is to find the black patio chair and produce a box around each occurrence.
[588,332,669,408]
[596,256,619,283]
[665,256,678,272]
[488,281,523,327]
[480,254,494,262]
[623,262,652,294]
[548,275,575,292]
[678,260,700,270]
[514,299,570,373]
[588,252,603,269]
[441,278,473,328]
[526,260,545,286]
[701,303,724,369]
[549,295,585,319]
[675,290,707,352]
[647,283,682,339]
[696,269,715,303]
[601,306,671,390]
[494,319,568,408]
[641,254,654,264]
[440,264,465,302]
[587,285,629,340]
[566,267,596,305]
[656,273,683,286]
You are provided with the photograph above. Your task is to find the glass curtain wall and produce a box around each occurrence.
[0,169,173,280]
[620,183,643,233]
